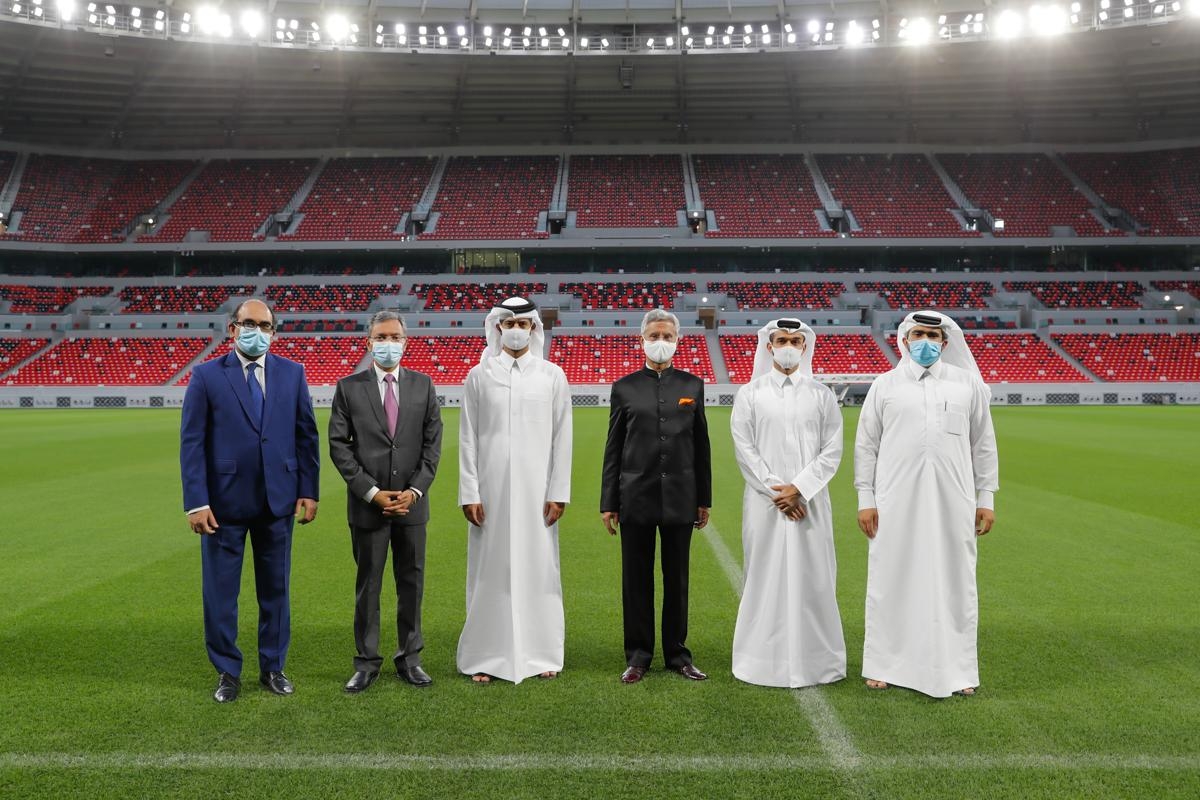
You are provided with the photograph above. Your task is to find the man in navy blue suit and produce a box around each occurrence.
[180,298,320,703]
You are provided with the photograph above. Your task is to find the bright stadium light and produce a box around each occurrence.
[240,10,263,38]
[1029,4,1069,36]
[995,9,1024,38]
[846,20,864,44]
[56,0,74,20]
[901,17,933,44]
[326,14,349,42]
[579,36,588,47]
[196,5,220,35]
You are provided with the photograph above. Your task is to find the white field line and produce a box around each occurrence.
[700,520,861,771]
[1,751,1196,772]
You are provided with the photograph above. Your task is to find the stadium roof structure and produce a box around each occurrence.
[0,2,1199,149]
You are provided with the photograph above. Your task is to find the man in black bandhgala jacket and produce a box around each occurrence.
[601,308,713,685]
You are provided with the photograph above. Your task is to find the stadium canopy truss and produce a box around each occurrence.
[1,1,1199,148]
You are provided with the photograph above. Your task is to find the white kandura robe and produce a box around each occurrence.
[730,369,846,688]
[854,357,999,698]
[457,351,573,683]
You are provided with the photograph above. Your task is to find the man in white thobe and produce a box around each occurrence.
[854,310,999,698]
[730,319,846,688]
[458,297,573,684]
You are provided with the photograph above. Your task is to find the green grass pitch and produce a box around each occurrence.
[0,405,1197,798]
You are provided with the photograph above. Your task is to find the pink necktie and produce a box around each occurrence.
[383,373,398,436]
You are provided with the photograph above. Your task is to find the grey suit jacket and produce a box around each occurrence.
[328,365,443,528]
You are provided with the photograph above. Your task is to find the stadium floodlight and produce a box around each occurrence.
[726,25,735,34]
[665,35,673,46]
[704,35,713,45]
[130,6,139,17]
[13,2,22,12]
[196,5,221,35]
[501,36,511,47]
[417,24,426,34]
[88,12,96,23]
[523,26,531,36]
[103,3,112,11]
[457,25,466,36]
[437,25,445,35]
[439,34,448,45]
[538,36,548,47]
[786,32,796,43]
[56,0,73,20]
[562,36,570,47]
[418,34,426,45]
[521,36,529,47]
[684,36,693,47]
[807,19,819,34]
[1030,4,1070,35]
[905,17,933,44]
[681,25,689,36]
[579,36,588,47]
[460,36,468,47]
[394,23,405,34]
[326,14,349,42]
[742,33,750,44]
[599,38,608,48]
[557,27,565,36]
[538,26,546,36]
[131,16,140,27]
[240,10,263,38]
[646,37,654,47]
[762,32,771,44]
[482,25,491,36]
[484,36,492,46]
[995,9,1024,38]
[722,34,731,44]
[761,23,770,33]
[846,20,864,44]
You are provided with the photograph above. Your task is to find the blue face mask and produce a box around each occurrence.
[908,338,942,367]
[236,327,271,359]
[372,341,405,369]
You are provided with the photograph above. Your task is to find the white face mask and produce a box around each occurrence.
[500,326,532,352]
[771,346,803,371]
[644,339,677,364]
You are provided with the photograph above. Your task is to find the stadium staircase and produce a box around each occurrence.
[704,330,729,382]
[1038,330,1094,378]
[0,334,55,379]
[0,151,30,228]
[408,155,449,235]
[167,335,223,384]
[1045,152,1132,234]
[925,152,989,232]
[804,153,857,233]
[548,153,570,223]
[680,154,705,223]
[271,156,330,237]
[128,158,208,241]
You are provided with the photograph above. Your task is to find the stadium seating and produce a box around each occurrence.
[956,315,1018,330]
[706,281,845,309]
[936,153,1115,237]
[410,282,548,311]
[2,336,209,385]
[420,156,556,240]
[817,154,972,237]
[142,159,315,242]
[559,282,696,310]
[1003,280,1143,309]
[1054,332,1200,382]
[691,154,834,238]
[119,284,256,314]
[0,156,192,243]
[855,281,994,309]
[0,284,113,313]
[1151,280,1200,299]
[0,337,50,377]
[278,319,365,333]
[402,335,487,384]
[885,332,1089,382]
[720,333,893,382]
[0,151,14,191]
[283,157,436,241]
[264,283,401,313]
[569,155,685,228]
[549,335,715,383]
[1061,149,1200,237]
[270,337,368,385]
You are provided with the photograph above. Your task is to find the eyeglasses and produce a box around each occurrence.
[370,335,408,343]
[234,320,275,333]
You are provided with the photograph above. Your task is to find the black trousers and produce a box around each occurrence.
[350,520,427,673]
[620,522,694,669]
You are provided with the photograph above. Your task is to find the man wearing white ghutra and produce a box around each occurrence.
[457,297,573,684]
[730,319,846,689]
[855,310,999,698]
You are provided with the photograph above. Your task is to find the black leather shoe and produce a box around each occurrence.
[213,672,240,703]
[260,671,295,695]
[621,666,648,684]
[674,663,708,681]
[397,665,433,687]
[344,670,379,694]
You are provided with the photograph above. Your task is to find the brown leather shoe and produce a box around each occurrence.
[620,665,648,684]
[674,664,708,681]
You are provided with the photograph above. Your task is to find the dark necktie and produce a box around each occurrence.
[383,373,398,437]
[246,362,264,427]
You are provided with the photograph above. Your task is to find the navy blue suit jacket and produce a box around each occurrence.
[180,351,320,521]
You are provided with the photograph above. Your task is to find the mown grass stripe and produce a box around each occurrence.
[2,751,1196,772]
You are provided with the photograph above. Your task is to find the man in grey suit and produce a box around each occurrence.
[329,310,443,693]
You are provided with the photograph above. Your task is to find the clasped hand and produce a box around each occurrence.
[769,484,806,522]
[374,490,414,518]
